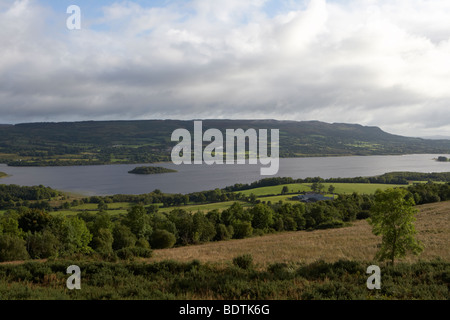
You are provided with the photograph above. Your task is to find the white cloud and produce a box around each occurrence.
[1,0,450,137]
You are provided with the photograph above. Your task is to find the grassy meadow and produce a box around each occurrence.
[1,180,449,300]
[50,182,407,217]
[236,182,406,197]
[0,200,448,300]
[150,200,450,266]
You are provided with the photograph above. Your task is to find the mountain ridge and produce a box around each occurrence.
[0,119,449,166]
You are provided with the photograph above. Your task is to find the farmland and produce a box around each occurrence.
[0,200,448,300]
[1,176,449,301]
[151,200,450,266]
[48,182,406,217]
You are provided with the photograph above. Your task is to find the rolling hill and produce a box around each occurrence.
[1,119,450,166]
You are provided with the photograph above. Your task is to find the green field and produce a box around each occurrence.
[157,200,249,213]
[51,200,249,217]
[237,182,406,197]
[71,202,132,210]
[47,182,408,217]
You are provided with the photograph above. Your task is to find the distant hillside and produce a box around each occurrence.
[421,135,450,140]
[0,119,449,166]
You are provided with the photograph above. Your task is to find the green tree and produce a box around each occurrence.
[146,204,159,215]
[281,186,289,195]
[150,229,176,249]
[310,182,324,193]
[149,212,177,235]
[0,234,30,262]
[0,214,24,238]
[232,221,253,239]
[192,211,216,243]
[250,203,274,231]
[91,228,114,254]
[221,202,245,225]
[168,209,194,245]
[26,229,61,259]
[58,216,93,254]
[124,205,153,240]
[112,223,136,250]
[135,237,151,249]
[328,185,336,194]
[61,202,70,209]
[18,209,52,233]
[317,182,325,193]
[91,211,113,235]
[214,223,233,241]
[369,188,424,265]
[97,200,108,211]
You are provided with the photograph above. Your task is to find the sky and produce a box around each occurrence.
[1,0,450,137]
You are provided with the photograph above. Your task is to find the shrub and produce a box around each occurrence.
[18,209,52,233]
[91,228,114,255]
[316,219,344,230]
[267,262,288,274]
[112,224,136,250]
[214,224,233,241]
[232,221,253,239]
[232,254,253,270]
[356,210,370,220]
[135,237,151,249]
[26,230,60,259]
[116,247,153,260]
[150,229,176,249]
[296,260,333,280]
[0,234,30,262]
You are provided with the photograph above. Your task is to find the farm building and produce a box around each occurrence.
[296,193,334,203]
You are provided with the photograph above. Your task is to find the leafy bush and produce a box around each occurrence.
[112,224,136,250]
[91,228,114,255]
[115,247,152,260]
[18,209,52,233]
[26,230,60,259]
[0,234,29,262]
[232,254,253,270]
[135,237,151,249]
[232,221,253,239]
[150,229,176,249]
[214,224,233,241]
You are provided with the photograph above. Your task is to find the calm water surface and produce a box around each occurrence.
[0,154,449,195]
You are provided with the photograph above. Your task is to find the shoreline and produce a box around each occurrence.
[0,172,10,179]
[0,152,445,168]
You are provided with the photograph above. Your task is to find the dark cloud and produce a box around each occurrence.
[1,0,450,137]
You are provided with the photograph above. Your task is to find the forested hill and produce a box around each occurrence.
[0,119,449,166]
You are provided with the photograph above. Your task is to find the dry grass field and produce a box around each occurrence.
[151,201,450,266]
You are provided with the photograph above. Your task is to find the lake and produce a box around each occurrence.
[0,154,449,196]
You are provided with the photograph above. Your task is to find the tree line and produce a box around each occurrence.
[1,181,449,262]
[0,192,374,262]
[223,172,450,193]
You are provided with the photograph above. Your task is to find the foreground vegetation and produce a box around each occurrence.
[0,178,449,300]
[1,174,450,264]
[0,258,448,300]
[153,200,450,265]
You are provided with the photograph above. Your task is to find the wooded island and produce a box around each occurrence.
[128,166,178,174]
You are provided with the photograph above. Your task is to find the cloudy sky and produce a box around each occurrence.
[1,0,450,137]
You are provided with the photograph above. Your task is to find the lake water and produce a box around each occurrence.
[0,154,449,196]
